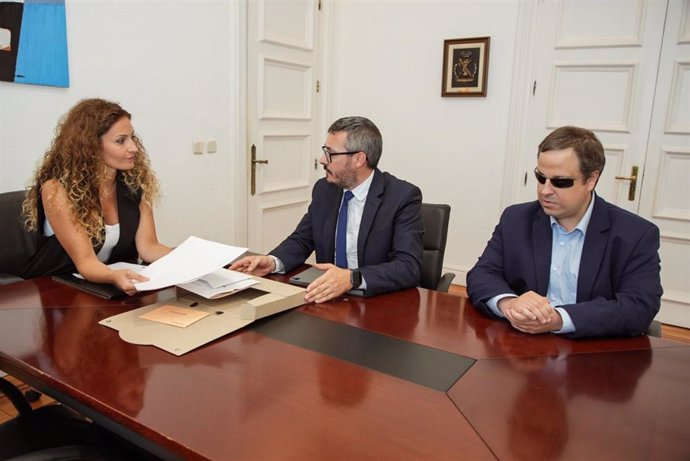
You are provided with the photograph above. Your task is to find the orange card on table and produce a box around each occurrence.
[139,304,209,328]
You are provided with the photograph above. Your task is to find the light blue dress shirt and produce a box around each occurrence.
[487,195,596,334]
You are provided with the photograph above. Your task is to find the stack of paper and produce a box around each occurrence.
[133,236,248,291]
[176,268,258,299]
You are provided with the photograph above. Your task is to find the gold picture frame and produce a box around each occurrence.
[441,36,490,97]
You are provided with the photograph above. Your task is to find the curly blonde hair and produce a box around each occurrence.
[23,98,160,244]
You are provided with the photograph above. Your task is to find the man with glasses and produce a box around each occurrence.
[467,126,662,338]
[230,116,423,303]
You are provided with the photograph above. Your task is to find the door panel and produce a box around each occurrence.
[638,0,690,327]
[522,0,690,327]
[259,133,312,193]
[260,199,311,258]
[260,57,313,119]
[522,0,667,215]
[247,0,320,254]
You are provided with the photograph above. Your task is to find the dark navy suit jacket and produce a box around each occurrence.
[270,169,423,295]
[467,194,662,338]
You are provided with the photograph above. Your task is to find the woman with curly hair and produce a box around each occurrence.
[22,98,171,294]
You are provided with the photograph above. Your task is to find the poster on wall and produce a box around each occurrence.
[0,0,69,87]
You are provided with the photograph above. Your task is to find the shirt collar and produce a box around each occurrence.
[347,169,374,201]
[550,192,596,235]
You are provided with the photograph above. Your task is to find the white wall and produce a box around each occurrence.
[1,0,521,283]
[327,0,520,282]
[0,0,242,247]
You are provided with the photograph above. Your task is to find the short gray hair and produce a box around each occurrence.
[328,116,382,168]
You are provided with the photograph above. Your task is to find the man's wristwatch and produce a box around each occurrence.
[350,269,362,288]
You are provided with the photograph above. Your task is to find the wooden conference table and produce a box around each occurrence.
[0,274,689,461]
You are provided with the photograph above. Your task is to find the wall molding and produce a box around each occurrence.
[258,0,315,51]
[547,61,638,132]
[233,0,248,247]
[555,0,646,48]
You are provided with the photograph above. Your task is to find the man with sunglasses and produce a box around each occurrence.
[467,126,662,338]
[230,116,423,303]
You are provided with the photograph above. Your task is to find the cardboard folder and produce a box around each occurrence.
[100,275,306,356]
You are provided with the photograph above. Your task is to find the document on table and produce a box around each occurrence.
[176,268,259,299]
[134,236,247,291]
[139,304,210,328]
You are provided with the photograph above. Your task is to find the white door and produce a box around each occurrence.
[247,0,321,253]
[517,0,690,327]
[520,0,667,211]
[638,0,690,327]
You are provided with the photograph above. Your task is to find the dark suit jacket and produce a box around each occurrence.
[271,169,423,295]
[467,194,662,338]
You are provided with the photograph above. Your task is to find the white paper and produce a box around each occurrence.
[177,269,259,299]
[73,262,146,279]
[198,268,253,289]
[134,236,247,291]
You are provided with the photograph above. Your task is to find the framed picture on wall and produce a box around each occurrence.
[441,36,490,97]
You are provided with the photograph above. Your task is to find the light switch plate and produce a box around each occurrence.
[193,141,204,155]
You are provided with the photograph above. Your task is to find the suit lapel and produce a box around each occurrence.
[577,195,609,302]
[357,169,383,266]
[532,207,552,296]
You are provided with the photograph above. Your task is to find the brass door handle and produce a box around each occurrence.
[250,144,268,196]
[615,165,638,201]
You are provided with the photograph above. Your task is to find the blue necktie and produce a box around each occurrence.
[335,191,354,268]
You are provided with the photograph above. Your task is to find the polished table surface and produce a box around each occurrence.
[1,275,689,460]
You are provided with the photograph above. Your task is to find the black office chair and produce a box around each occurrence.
[0,190,38,285]
[0,375,161,461]
[420,203,455,292]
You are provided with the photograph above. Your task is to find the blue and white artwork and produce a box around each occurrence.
[0,0,69,87]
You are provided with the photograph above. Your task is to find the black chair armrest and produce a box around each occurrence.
[0,376,32,416]
[0,273,25,285]
[436,273,456,293]
[646,320,662,338]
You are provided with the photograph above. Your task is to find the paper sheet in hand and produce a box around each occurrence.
[134,236,247,291]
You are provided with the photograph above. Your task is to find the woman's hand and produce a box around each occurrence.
[111,269,149,295]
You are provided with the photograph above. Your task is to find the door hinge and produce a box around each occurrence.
[532,80,537,96]
[316,80,320,93]
[318,0,322,11]
[524,171,528,186]
[314,159,318,170]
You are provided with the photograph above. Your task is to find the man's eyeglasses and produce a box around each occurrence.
[321,146,361,164]
[534,168,582,189]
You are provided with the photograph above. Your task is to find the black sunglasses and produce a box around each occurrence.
[534,168,582,189]
[321,146,362,164]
